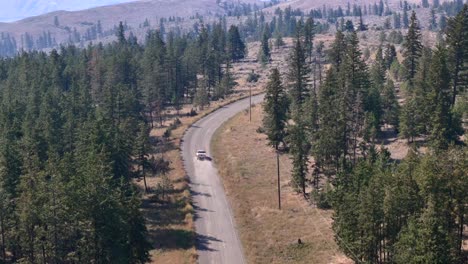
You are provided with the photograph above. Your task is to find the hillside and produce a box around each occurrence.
[0,0,456,56]
[267,0,453,11]
[0,0,264,54]
[0,0,224,41]
[0,0,137,22]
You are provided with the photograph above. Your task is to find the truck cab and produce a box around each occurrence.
[196,150,207,160]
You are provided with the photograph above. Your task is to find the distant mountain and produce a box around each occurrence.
[0,0,259,56]
[0,0,138,22]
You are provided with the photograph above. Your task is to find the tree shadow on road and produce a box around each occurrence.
[190,189,212,198]
[195,234,222,252]
[141,198,187,227]
[148,229,221,252]
[150,229,195,250]
[191,203,215,221]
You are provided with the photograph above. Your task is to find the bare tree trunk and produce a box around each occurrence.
[41,242,46,264]
[276,150,281,210]
[29,224,35,264]
[302,167,306,197]
[458,206,464,259]
[0,212,6,261]
[452,63,460,107]
[149,110,154,129]
[313,61,317,93]
[318,58,322,84]
[142,163,148,193]
[159,111,163,127]
[52,189,58,263]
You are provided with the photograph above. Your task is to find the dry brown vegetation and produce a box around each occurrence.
[0,0,262,49]
[136,99,261,263]
[266,0,452,12]
[212,104,352,264]
[134,20,434,262]
[131,41,266,263]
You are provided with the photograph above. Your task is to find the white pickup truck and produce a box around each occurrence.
[196,150,207,160]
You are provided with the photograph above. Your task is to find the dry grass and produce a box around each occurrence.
[212,104,352,264]
[138,96,263,264]
[132,41,266,264]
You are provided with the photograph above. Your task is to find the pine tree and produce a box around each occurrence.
[262,68,289,150]
[117,21,126,45]
[403,8,409,29]
[304,88,319,139]
[74,120,150,263]
[287,121,310,195]
[400,96,420,142]
[358,9,367,31]
[0,186,11,261]
[429,9,438,30]
[274,31,285,48]
[142,30,167,127]
[427,46,460,149]
[370,46,387,89]
[227,25,246,62]
[342,32,372,163]
[384,44,397,69]
[329,31,346,70]
[381,79,400,128]
[394,199,454,264]
[194,80,209,110]
[258,25,271,65]
[446,5,468,106]
[422,0,430,8]
[0,137,22,199]
[287,37,310,121]
[403,11,423,83]
[439,14,447,30]
[135,122,152,192]
[304,17,315,62]
[315,69,345,175]
[315,41,325,84]
[384,150,423,260]
[394,13,402,29]
[411,47,433,136]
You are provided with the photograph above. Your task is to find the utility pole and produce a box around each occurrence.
[249,85,252,122]
[277,150,281,210]
[249,70,253,122]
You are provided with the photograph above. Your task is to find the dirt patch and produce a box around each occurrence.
[212,104,352,264]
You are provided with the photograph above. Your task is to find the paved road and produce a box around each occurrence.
[182,94,264,264]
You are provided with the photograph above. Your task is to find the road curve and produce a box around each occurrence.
[182,94,264,264]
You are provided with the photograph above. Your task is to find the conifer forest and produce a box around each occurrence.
[0,0,467,263]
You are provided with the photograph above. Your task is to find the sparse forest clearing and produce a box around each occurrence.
[212,105,352,264]
[135,41,267,263]
[0,0,467,263]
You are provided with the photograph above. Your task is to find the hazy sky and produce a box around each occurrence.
[0,0,137,22]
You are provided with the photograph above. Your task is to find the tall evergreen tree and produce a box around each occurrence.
[287,121,310,195]
[227,25,246,62]
[315,69,345,175]
[384,44,397,70]
[381,79,400,128]
[446,5,468,106]
[287,37,310,121]
[259,25,271,65]
[427,47,460,149]
[403,11,423,83]
[304,17,315,62]
[429,9,438,31]
[403,8,409,29]
[263,68,289,150]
